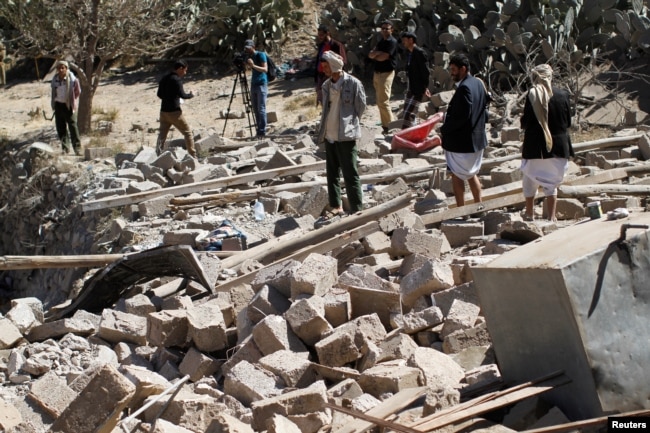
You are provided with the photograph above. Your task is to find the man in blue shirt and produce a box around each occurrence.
[244,39,268,137]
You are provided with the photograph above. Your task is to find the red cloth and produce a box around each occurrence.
[391,115,443,152]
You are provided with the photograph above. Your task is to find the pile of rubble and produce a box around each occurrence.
[2,120,650,432]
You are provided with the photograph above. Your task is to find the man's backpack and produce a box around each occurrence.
[266,54,278,82]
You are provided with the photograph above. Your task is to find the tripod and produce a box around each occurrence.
[222,66,256,137]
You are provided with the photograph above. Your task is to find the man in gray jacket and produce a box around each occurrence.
[316,51,366,219]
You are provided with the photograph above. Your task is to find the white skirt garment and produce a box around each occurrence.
[520,158,568,197]
[445,150,483,180]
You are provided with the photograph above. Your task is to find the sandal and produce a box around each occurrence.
[314,211,346,229]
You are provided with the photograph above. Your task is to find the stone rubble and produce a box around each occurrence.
[1,122,650,432]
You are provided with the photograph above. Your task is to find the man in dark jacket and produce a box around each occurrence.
[156,59,196,157]
[440,54,489,207]
[315,25,347,106]
[400,31,430,129]
[520,64,574,221]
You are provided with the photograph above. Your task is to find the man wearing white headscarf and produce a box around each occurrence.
[520,64,574,221]
[316,51,366,224]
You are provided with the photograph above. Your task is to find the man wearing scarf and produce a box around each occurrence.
[51,60,82,155]
[316,51,366,219]
[520,64,574,221]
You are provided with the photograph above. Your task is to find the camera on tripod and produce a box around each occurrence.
[233,51,249,70]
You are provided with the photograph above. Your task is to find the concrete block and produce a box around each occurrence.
[637,133,650,160]
[28,371,77,417]
[259,195,281,214]
[407,346,465,389]
[247,285,291,324]
[5,301,39,334]
[138,194,174,217]
[382,153,403,167]
[555,198,586,220]
[338,264,397,292]
[27,310,100,342]
[120,365,170,408]
[250,381,328,432]
[379,207,426,233]
[195,133,225,156]
[423,385,460,417]
[266,414,302,433]
[440,299,482,339]
[285,296,333,346]
[390,227,451,259]
[358,362,422,398]
[98,309,148,346]
[361,231,392,255]
[442,322,492,354]
[221,236,244,251]
[118,167,145,181]
[127,180,163,194]
[290,253,338,298]
[322,290,351,328]
[441,219,485,247]
[274,214,315,236]
[262,150,297,171]
[500,126,521,143]
[465,363,501,386]
[252,315,309,357]
[400,258,454,306]
[276,190,304,214]
[180,165,212,184]
[314,328,360,367]
[49,364,135,433]
[187,300,228,352]
[390,306,444,333]
[369,177,409,204]
[430,90,455,108]
[450,345,495,372]
[162,228,209,247]
[179,347,221,382]
[224,360,284,406]
[124,293,157,317]
[147,309,189,348]
[432,282,480,316]
[297,185,329,218]
[259,349,317,387]
[251,259,300,298]
[140,163,164,182]
[142,392,228,432]
[0,400,22,431]
[490,160,522,186]
[205,413,255,433]
[377,332,419,362]
[221,338,263,377]
[152,151,177,170]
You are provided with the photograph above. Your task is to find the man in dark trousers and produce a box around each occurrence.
[316,51,366,224]
[400,31,430,129]
[315,24,347,106]
[50,60,82,155]
[368,20,398,134]
[520,64,574,221]
[244,39,268,137]
[156,59,196,157]
[440,53,489,207]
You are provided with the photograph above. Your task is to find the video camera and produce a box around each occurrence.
[233,51,249,70]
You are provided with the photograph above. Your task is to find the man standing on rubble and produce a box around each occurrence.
[520,64,574,222]
[156,59,196,158]
[315,25,347,107]
[440,53,489,208]
[315,51,366,225]
[368,20,398,134]
[399,31,430,129]
[51,60,82,155]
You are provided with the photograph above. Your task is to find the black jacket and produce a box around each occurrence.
[441,75,489,153]
[521,87,574,159]
[157,72,193,112]
[405,46,429,100]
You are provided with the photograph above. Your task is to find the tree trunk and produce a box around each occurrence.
[77,81,94,134]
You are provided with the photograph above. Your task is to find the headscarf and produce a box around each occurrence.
[322,51,344,73]
[528,64,554,152]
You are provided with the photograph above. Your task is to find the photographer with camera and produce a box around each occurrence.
[243,39,268,138]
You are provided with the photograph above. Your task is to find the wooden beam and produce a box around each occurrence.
[559,184,650,198]
[421,193,524,226]
[210,221,380,293]
[218,193,413,271]
[80,161,326,212]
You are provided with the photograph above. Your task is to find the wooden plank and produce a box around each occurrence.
[326,386,428,433]
[408,374,570,431]
[210,221,380,293]
[559,184,650,198]
[421,193,524,226]
[80,161,326,212]
[218,193,413,271]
